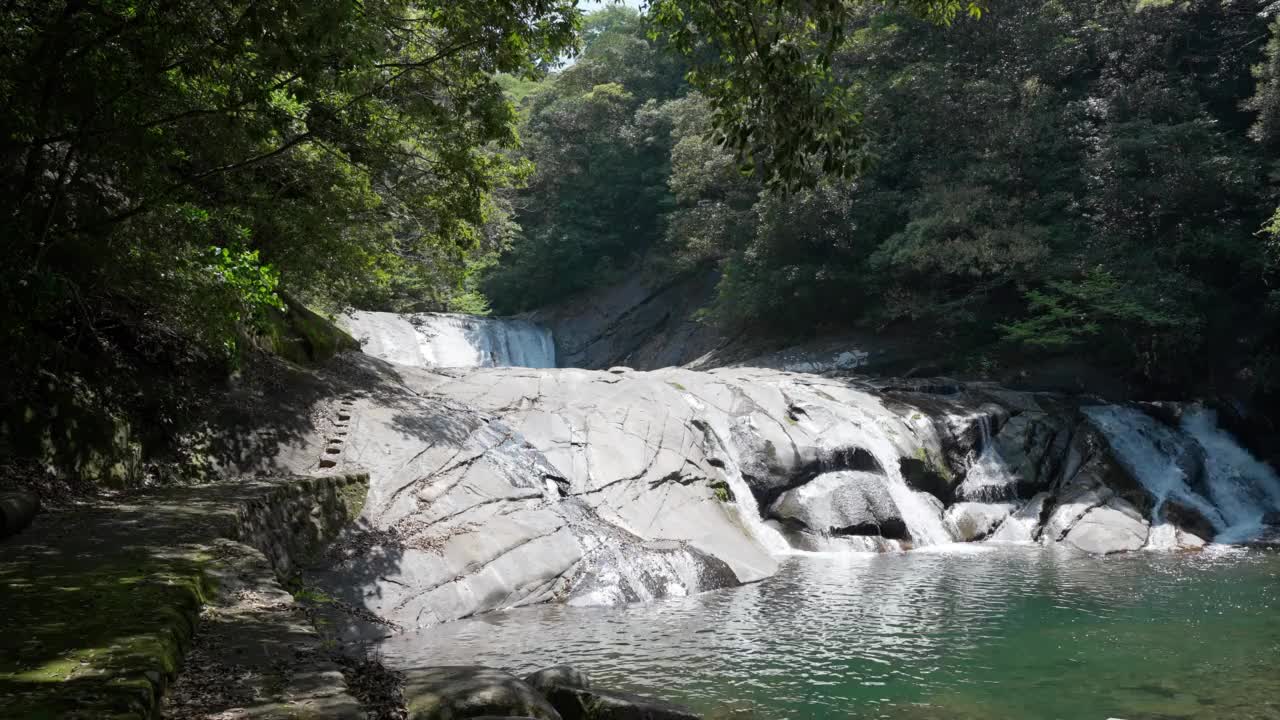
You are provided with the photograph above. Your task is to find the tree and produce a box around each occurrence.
[1,0,579,371]
[500,0,1280,393]
[483,8,687,312]
[644,0,987,190]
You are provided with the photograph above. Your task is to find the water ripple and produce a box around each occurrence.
[380,546,1280,720]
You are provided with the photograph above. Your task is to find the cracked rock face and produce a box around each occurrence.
[294,335,1277,629]
[308,363,1007,630]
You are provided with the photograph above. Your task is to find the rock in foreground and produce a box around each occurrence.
[401,665,700,720]
[403,666,562,720]
[546,686,701,720]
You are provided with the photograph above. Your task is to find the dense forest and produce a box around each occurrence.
[487,1,1280,397]
[0,0,974,417]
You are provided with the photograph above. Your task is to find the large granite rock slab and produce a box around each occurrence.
[293,325,1274,630]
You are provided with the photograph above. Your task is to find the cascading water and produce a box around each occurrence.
[1084,405,1280,545]
[414,313,555,368]
[1081,406,1217,549]
[719,456,794,555]
[881,468,953,546]
[954,414,1011,503]
[1181,407,1280,543]
[677,393,792,556]
[782,381,954,547]
[342,310,555,369]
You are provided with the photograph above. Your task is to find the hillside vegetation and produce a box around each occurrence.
[485,1,1280,396]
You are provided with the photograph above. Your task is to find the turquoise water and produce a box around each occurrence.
[380,545,1280,720]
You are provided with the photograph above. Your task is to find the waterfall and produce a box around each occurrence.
[1083,406,1223,547]
[1084,405,1280,545]
[342,311,555,369]
[1181,408,1280,543]
[781,380,955,547]
[720,456,794,555]
[677,392,792,556]
[882,473,953,547]
[954,414,1012,502]
[856,421,954,547]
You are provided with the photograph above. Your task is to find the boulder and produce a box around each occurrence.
[545,686,700,720]
[897,456,953,503]
[1063,498,1150,555]
[943,502,1016,542]
[403,666,562,720]
[1162,498,1217,542]
[1042,484,1111,544]
[1040,422,1149,543]
[769,471,908,540]
[524,666,592,694]
[990,413,1069,497]
[987,492,1051,544]
[1174,528,1207,550]
[731,409,814,499]
[0,491,39,539]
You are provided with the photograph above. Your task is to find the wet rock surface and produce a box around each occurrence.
[1063,498,1151,555]
[524,666,592,694]
[944,502,1017,542]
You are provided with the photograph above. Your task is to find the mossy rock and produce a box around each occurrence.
[258,293,360,365]
[0,552,212,719]
[0,374,143,490]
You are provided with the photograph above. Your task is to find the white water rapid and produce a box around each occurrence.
[1084,405,1280,544]
[342,310,555,369]
[1181,407,1280,543]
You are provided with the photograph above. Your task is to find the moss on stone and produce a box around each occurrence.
[0,552,212,718]
[338,476,368,519]
[0,375,143,490]
[258,294,359,365]
[0,474,367,719]
[711,481,733,503]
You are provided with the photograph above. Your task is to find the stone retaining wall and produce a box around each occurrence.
[228,473,367,577]
[0,473,369,719]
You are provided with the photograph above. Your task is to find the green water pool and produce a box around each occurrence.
[381,544,1280,719]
